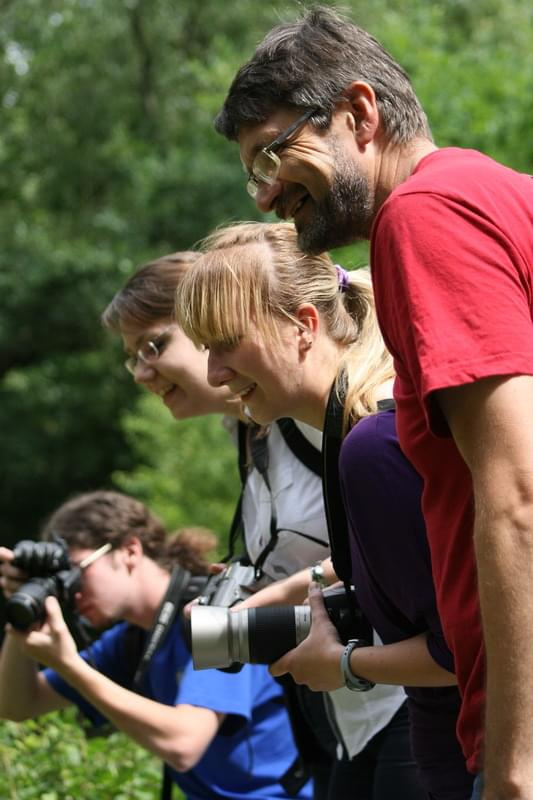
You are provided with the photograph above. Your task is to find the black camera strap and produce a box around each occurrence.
[125,564,210,800]
[322,384,350,588]
[160,764,174,800]
[322,382,394,638]
[132,565,191,692]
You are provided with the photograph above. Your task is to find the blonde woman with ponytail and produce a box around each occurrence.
[175,221,472,800]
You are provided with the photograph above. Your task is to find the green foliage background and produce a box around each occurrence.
[1,0,531,544]
[0,0,531,796]
[1,709,171,800]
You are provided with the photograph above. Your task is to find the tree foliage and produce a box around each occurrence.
[113,394,239,556]
[1,0,531,544]
[0,709,175,799]
[0,0,531,787]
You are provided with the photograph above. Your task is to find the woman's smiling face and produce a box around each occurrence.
[121,319,238,420]
[206,317,309,426]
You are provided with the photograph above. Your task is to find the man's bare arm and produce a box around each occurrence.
[438,374,533,799]
[0,632,72,719]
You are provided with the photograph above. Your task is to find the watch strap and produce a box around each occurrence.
[340,638,375,692]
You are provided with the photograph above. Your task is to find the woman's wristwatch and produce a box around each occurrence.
[340,639,376,692]
[309,561,327,587]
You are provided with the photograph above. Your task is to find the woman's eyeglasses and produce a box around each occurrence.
[124,325,175,375]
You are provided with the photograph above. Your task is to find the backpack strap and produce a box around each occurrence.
[276,418,322,478]
[248,424,279,577]
[226,417,324,572]
[224,420,251,563]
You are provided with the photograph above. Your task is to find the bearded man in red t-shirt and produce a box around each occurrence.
[213,6,533,800]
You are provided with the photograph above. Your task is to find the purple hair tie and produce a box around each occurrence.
[335,264,350,293]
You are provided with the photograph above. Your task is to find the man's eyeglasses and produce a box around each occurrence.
[246,108,317,199]
[124,325,175,375]
[77,543,113,571]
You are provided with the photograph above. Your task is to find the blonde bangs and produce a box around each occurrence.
[175,243,274,348]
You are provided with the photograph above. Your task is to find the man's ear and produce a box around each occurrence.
[342,81,380,148]
[121,536,143,570]
[295,303,320,355]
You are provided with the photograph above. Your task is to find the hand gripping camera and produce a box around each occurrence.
[5,538,82,631]
[191,584,368,669]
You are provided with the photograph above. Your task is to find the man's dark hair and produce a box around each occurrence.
[42,490,217,574]
[215,5,431,145]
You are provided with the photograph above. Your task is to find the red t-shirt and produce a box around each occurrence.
[371,148,533,772]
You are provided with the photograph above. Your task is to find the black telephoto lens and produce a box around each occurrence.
[247,607,301,664]
[12,540,70,576]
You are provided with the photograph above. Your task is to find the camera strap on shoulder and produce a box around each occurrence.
[131,564,191,692]
[322,384,394,636]
[128,565,200,800]
[322,383,351,592]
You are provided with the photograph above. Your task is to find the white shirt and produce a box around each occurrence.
[242,421,330,581]
[225,416,406,756]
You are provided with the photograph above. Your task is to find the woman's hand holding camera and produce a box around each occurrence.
[0,547,26,599]
[269,582,344,691]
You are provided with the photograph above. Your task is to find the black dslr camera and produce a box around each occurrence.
[5,538,82,631]
[197,559,257,609]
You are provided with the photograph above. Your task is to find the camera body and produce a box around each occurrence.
[191,585,369,670]
[197,559,257,609]
[6,539,81,631]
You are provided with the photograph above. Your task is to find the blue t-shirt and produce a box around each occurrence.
[44,621,312,800]
[339,409,472,800]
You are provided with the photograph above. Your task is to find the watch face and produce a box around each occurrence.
[310,563,326,586]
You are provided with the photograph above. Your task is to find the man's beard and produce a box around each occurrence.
[296,149,375,255]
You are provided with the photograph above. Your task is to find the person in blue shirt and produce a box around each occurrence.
[0,490,312,800]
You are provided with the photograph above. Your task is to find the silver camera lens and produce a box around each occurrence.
[191,604,312,669]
